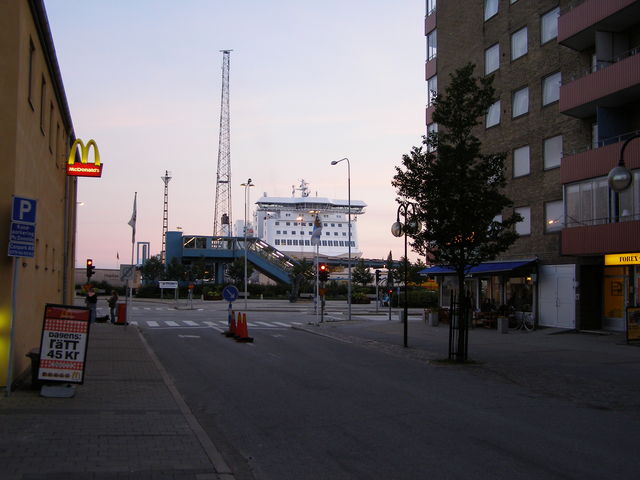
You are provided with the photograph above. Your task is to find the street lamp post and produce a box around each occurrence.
[331,157,352,321]
[241,178,254,310]
[391,201,420,348]
[609,134,638,222]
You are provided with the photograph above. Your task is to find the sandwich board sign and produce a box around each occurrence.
[37,304,91,384]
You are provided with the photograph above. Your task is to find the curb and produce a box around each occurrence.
[135,328,235,479]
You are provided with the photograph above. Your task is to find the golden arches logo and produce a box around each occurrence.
[66,139,103,177]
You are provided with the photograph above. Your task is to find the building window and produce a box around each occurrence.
[513,145,530,178]
[427,0,436,15]
[512,86,529,118]
[565,178,610,227]
[484,0,498,20]
[485,43,500,75]
[305,240,310,246]
[543,135,562,169]
[427,29,437,61]
[322,241,327,246]
[542,72,561,105]
[275,221,280,225]
[427,122,438,152]
[275,239,280,245]
[540,7,560,44]
[39,76,46,134]
[486,100,501,128]
[515,207,531,235]
[28,39,35,109]
[427,75,437,105]
[49,102,55,152]
[545,200,564,232]
[511,27,528,60]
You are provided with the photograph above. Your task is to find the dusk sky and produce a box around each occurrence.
[45,0,427,269]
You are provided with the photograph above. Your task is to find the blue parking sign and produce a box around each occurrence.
[12,196,37,224]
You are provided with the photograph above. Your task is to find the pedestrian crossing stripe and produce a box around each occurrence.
[122,319,297,329]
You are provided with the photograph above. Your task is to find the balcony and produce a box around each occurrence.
[562,220,640,255]
[561,136,640,184]
[558,0,640,51]
[559,50,640,118]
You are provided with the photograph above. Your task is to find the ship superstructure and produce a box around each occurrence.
[255,180,366,260]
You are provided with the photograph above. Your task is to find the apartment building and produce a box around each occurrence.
[425,0,640,332]
[0,0,77,388]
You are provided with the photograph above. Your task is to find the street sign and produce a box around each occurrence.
[222,285,239,302]
[10,222,36,243]
[11,196,37,224]
[8,196,37,258]
[159,281,178,289]
[120,264,135,282]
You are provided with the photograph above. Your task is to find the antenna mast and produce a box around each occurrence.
[213,50,233,236]
[161,170,172,263]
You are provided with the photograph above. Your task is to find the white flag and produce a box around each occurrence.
[310,215,322,246]
[128,192,137,243]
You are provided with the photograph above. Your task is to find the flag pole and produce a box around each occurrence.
[127,192,137,321]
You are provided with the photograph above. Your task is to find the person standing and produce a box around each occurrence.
[107,290,119,324]
[85,287,98,323]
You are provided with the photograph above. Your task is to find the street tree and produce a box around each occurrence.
[141,255,165,283]
[352,259,373,287]
[226,257,254,286]
[392,63,521,360]
[289,258,314,302]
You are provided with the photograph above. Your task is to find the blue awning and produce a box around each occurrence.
[420,260,535,276]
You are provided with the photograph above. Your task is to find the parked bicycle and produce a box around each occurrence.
[515,311,535,331]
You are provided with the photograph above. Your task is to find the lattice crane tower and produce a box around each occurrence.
[213,50,233,236]
[161,170,172,263]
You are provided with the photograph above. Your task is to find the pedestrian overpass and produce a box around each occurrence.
[165,231,298,285]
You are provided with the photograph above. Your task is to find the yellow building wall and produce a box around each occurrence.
[0,0,77,388]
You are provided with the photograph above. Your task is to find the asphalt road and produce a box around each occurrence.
[134,302,640,480]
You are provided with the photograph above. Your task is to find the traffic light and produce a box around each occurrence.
[375,269,381,284]
[318,263,329,282]
[86,258,95,279]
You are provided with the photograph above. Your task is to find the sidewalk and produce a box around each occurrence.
[0,323,234,480]
[296,316,640,417]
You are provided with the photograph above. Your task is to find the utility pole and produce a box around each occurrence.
[213,50,233,237]
[161,170,171,264]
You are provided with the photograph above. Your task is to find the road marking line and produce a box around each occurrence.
[272,322,290,327]
[165,321,179,327]
[147,320,159,327]
[129,321,138,325]
[183,320,199,326]
[254,321,274,327]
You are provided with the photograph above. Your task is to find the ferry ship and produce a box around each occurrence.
[254,180,366,260]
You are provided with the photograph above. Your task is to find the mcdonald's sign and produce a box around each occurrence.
[66,139,103,177]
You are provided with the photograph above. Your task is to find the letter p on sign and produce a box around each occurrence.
[12,196,37,224]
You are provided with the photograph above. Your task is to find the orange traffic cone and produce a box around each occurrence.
[224,311,237,337]
[236,312,254,343]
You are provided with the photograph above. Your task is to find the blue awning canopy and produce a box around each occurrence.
[420,260,535,276]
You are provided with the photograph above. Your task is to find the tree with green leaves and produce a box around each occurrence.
[140,255,165,283]
[165,257,186,281]
[289,258,314,302]
[352,259,373,287]
[226,257,254,286]
[392,63,521,361]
